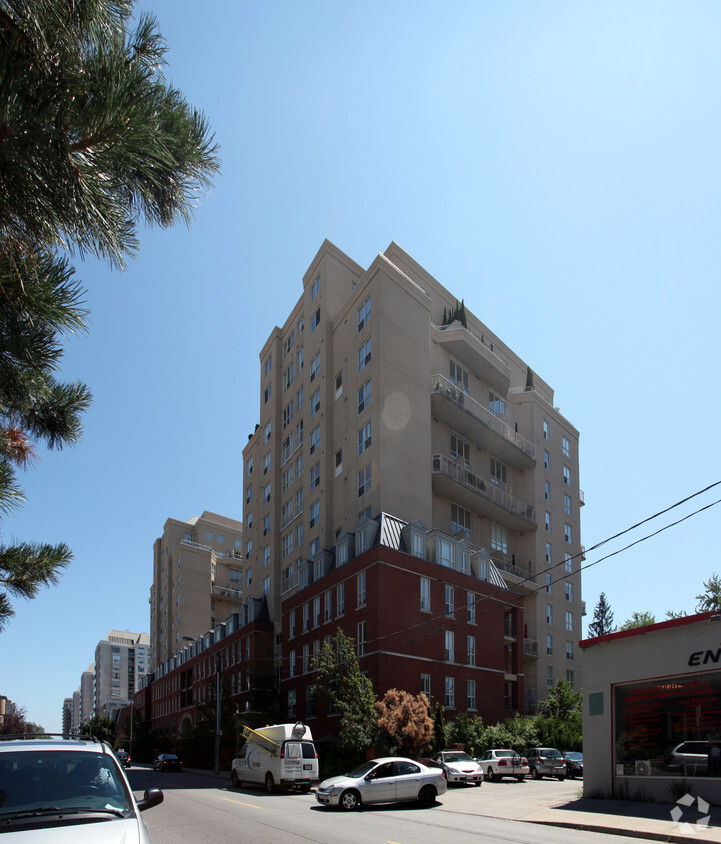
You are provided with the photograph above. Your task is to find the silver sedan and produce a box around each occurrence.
[315,757,447,810]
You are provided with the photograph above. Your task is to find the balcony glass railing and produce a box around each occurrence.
[431,375,535,460]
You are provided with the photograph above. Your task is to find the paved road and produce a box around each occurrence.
[129,767,640,844]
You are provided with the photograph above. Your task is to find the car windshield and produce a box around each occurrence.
[0,750,132,818]
[346,761,377,778]
[443,752,473,763]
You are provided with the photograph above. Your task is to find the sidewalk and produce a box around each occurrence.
[519,795,721,843]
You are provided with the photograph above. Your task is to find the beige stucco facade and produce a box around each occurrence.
[241,240,584,707]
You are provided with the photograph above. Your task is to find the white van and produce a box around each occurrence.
[231,722,319,793]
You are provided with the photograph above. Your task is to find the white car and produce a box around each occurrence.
[0,734,163,841]
[476,749,529,782]
[428,750,484,785]
[316,757,446,810]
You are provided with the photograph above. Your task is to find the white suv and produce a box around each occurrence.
[0,734,163,841]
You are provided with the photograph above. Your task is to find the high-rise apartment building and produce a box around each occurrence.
[149,511,244,669]
[94,630,150,715]
[242,240,583,708]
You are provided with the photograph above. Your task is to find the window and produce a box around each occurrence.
[546,635,553,656]
[335,371,343,397]
[546,573,552,593]
[263,575,270,594]
[263,422,271,444]
[450,431,470,466]
[420,577,431,612]
[309,500,320,528]
[310,388,320,417]
[263,545,271,567]
[489,390,505,416]
[246,512,253,530]
[547,666,554,688]
[335,449,343,476]
[438,537,453,568]
[336,542,348,565]
[282,402,294,429]
[230,568,242,584]
[309,537,320,557]
[445,585,455,617]
[311,274,320,301]
[289,610,296,639]
[564,494,572,515]
[564,523,572,544]
[566,670,575,686]
[296,453,303,477]
[490,457,507,485]
[545,512,551,532]
[302,603,309,633]
[358,378,371,413]
[263,483,271,503]
[491,523,508,554]
[563,465,571,486]
[358,338,371,372]
[283,364,294,392]
[264,383,271,403]
[246,567,252,585]
[421,673,431,699]
[337,583,345,616]
[289,649,296,677]
[358,464,371,497]
[543,420,549,439]
[565,554,573,573]
[302,643,310,673]
[283,331,294,358]
[357,296,371,331]
[296,522,303,547]
[566,610,574,631]
[451,503,470,537]
[445,630,455,662]
[566,641,574,660]
[562,436,570,457]
[310,425,320,454]
[545,542,552,563]
[324,590,332,623]
[263,514,270,536]
[264,355,272,376]
[357,621,367,656]
[445,676,455,709]
[297,315,304,335]
[282,465,294,493]
[358,420,372,455]
[544,450,550,470]
[467,592,476,623]
[263,452,271,474]
[246,483,253,504]
[412,531,425,559]
[310,352,320,382]
[357,571,367,606]
[546,603,552,624]
[544,481,551,501]
[449,359,469,392]
[310,307,320,332]
[247,457,253,475]
[313,596,321,627]
[467,635,476,666]
[467,679,476,710]
[565,582,573,602]
[310,462,320,489]
[297,346,304,372]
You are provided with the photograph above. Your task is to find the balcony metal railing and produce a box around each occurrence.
[432,453,537,525]
[181,538,212,552]
[281,431,304,467]
[211,585,243,601]
[280,503,303,532]
[431,374,535,461]
[524,638,539,657]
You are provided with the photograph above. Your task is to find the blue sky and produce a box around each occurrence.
[3,0,720,732]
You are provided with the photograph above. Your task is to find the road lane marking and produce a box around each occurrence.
[222,797,263,809]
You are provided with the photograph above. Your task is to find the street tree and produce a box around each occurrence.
[82,714,115,744]
[696,573,721,612]
[375,689,433,758]
[587,591,615,637]
[311,628,377,766]
[0,704,44,735]
[534,678,582,751]
[0,0,219,630]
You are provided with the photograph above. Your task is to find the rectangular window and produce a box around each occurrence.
[545,480,551,501]
[546,635,553,656]
[357,571,367,606]
[289,610,296,640]
[445,584,455,617]
[546,573,552,593]
[309,500,320,528]
[310,388,320,417]
[283,364,294,392]
[297,346,304,372]
[564,494,572,515]
[544,450,550,470]
[310,352,320,382]
[546,603,552,624]
[547,666,554,688]
[412,531,425,559]
[565,554,573,573]
[565,581,573,602]
[302,643,310,673]
[566,670,575,686]
[358,464,371,497]
[438,537,454,567]
[566,610,574,631]
[358,296,371,331]
[421,673,431,699]
[289,649,296,677]
[358,420,372,455]
[324,590,332,622]
[450,431,470,466]
[467,679,476,710]
[420,577,431,612]
[264,422,271,443]
[263,483,271,503]
[246,483,253,503]
[283,331,294,358]
[337,583,345,616]
[282,401,294,429]
[490,457,507,485]
[357,620,367,656]
[335,371,343,397]
[566,641,574,660]
[467,592,476,624]
[563,465,571,486]
[281,533,293,557]
[562,436,570,457]
[491,523,508,554]
[451,502,470,537]
[263,513,270,536]
[313,596,321,628]
[445,676,455,709]
[311,275,320,301]
[449,359,469,392]
[310,462,320,489]
[358,338,371,372]
[264,384,271,403]
[543,420,549,439]
[564,523,572,544]
[263,452,271,474]
[445,630,455,663]
[467,635,476,666]
[358,378,371,413]
[264,355,272,376]
[263,575,270,594]
[545,542,552,563]
[263,545,271,566]
[310,425,320,454]
[282,465,294,493]
[489,390,505,416]
[302,603,309,633]
[310,307,320,332]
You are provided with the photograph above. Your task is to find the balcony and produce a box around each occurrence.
[492,556,536,593]
[431,453,537,531]
[211,585,243,601]
[432,323,511,395]
[431,375,535,468]
[524,638,539,658]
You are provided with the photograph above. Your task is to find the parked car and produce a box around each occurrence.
[526,747,566,780]
[116,748,131,768]
[476,749,529,782]
[315,757,447,810]
[563,751,583,778]
[153,752,183,772]
[0,733,163,841]
[428,750,483,785]
[667,741,719,776]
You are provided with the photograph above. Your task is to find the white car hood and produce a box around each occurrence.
[318,774,355,789]
[1,817,145,843]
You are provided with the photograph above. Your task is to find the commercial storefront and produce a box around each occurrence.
[581,611,721,804]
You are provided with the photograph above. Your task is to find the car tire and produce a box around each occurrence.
[299,785,311,794]
[231,770,239,788]
[418,785,437,808]
[487,767,495,782]
[557,776,565,781]
[531,767,541,780]
[339,789,360,811]
[265,773,275,793]
[516,776,525,782]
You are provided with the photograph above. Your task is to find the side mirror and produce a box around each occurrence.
[137,788,164,812]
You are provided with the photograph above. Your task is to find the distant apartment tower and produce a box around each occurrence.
[94,630,150,715]
[68,664,95,730]
[242,240,584,707]
[62,698,73,736]
[149,511,244,669]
